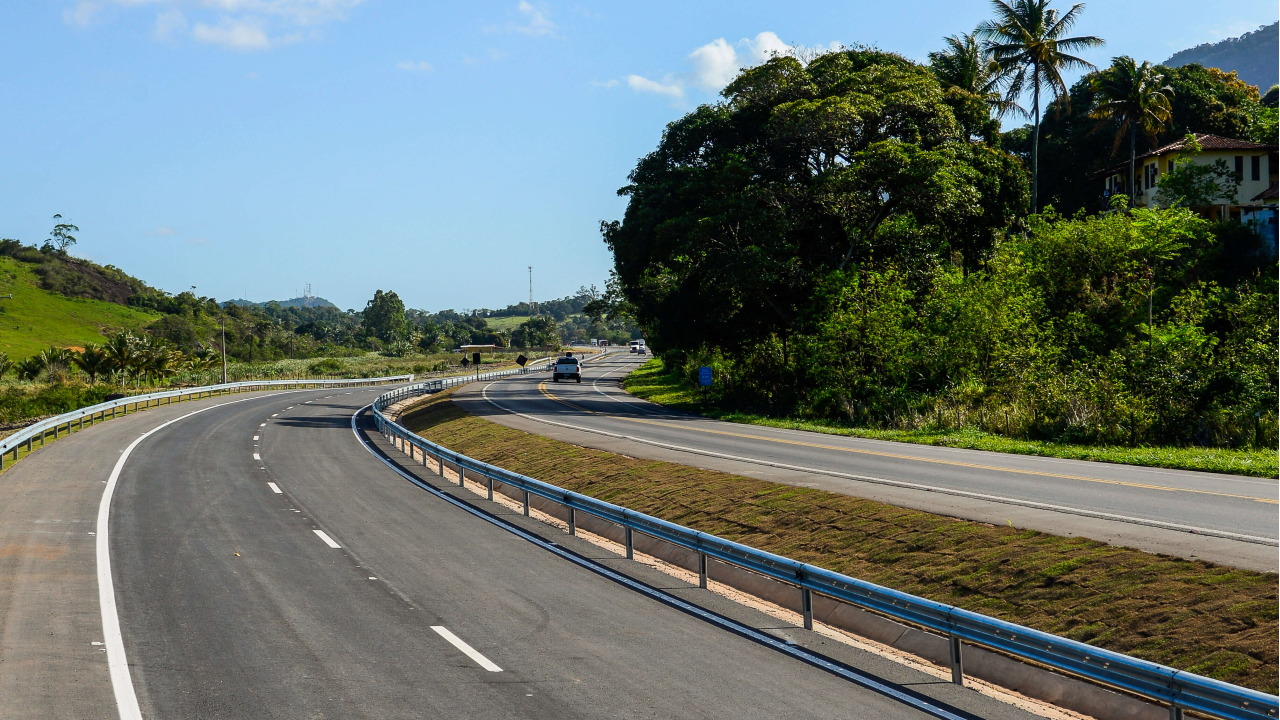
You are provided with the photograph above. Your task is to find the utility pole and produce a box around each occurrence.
[528,266,535,317]
[220,312,228,384]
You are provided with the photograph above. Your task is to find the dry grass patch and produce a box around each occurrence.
[400,392,1279,693]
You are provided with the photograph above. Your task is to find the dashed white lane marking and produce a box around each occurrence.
[260,423,266,427]
[431,626,503,672]
[253,435,259,440]
[313,529,342,548]
[99,390,297,720]
[267,482,282,494]
[253,453,261,461]
[271,413,278,417]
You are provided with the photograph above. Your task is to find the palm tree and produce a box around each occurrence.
[15,357,43,381]
[928,32,1022,119]
[74,344,110,384]
[1089,56,1174,204]
[0,352,12,380]
[978,0,1104,211]
[38,346,73,383]
[104,331,139,383]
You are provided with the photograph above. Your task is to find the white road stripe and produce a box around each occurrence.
[260,423,266,427]
[253,453,261,461]
[253,435,259,440]
[267,482,282,494]
[313,529,342,548]
[431,626,503,672]
[98,391,296,720]
[271,413,278,417]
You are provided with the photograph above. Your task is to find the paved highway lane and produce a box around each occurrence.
[97,385,1036,719]
[457,353,1278,572]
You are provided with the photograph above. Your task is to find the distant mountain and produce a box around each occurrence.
[227,296,339,309]
[1164,22,1278,90]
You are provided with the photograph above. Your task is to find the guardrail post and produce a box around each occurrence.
[486,475,493,501]
[1168,706,1183,720]
[522,490,530,517]
[568,507,576,536]
[948,635,964,685]
[699,553,708,588]
[801,588,813,630]
[624,527,634,559]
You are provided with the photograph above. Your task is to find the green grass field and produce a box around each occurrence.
[0,257,159,358]
[484,315,530,331]
[623,358,1279,478]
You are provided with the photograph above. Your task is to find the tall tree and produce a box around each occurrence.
[1089,56,1174,203]
[979,0,1103,211]
[362,290,408,343]
[929,32,1021,119]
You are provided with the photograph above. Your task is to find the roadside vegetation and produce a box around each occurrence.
[401,390,1278,693]
[625,359,1278,477]
[590,3,1277,463]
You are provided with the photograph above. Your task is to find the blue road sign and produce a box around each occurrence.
[698,366,713,386]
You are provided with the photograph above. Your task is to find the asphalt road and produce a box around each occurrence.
[0,382,1047,719]
[458,352,1278,572]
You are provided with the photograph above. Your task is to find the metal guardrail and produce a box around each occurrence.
[0,374,417,471]
[369,377,1279,720]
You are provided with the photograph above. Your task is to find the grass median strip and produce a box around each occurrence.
[401,389,1278,693]
[623,359,1280,479]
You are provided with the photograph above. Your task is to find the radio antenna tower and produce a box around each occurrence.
[528,266,536,316]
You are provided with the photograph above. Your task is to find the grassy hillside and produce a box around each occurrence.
[0,256,159,358]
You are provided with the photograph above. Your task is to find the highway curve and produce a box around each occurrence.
[0,382,1047,719]
[456,352,1278,572]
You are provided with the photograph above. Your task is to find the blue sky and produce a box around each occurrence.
[1,1,1275,312]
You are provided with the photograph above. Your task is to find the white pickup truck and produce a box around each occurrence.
[552,354,581,383]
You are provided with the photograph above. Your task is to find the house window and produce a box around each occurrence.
[1252,155,1261,181]
[1168,159,1175,173]
[1235,155,1244,180]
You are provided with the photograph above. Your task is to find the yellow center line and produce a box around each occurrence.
[534,382,1277,505]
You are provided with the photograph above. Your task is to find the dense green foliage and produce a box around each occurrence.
[1005,63,1272,214]
[607,47,1278,450]
[605,48,1027,358]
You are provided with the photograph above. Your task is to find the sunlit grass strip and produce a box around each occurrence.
[623,359,1279,479]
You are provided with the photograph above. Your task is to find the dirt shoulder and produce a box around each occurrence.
[400,389,1278,693]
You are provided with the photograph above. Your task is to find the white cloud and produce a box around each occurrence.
[626,74,682,99]
[740,31,790,64]
[513,1,554,36]
[486,2,556,37]
[192,17,294,50]
[188,236,209,245]
[688,38,738,91]
[64,0,366,50]
[626,31,840,102]
[152,226,176,236]
[397,60,433,72]
[63,1,102,27]
[153,9,187,40]
[590,78,619,89]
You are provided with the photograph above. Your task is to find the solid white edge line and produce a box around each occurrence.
[267,482,282,494]
[430,626,503,672]
[313,529,342,548]
[98,390,298,720]
[479,382,1278,547]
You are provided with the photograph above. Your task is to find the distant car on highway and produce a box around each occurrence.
[552,354,581,383]
[629,340,646,353]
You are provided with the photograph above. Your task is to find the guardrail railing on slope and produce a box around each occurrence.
[368,378,1279,720]
[0,374,416,472]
